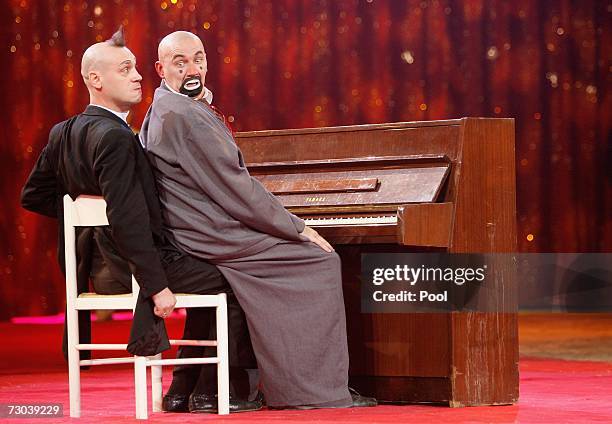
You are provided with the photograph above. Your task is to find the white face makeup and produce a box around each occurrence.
[156,32,208,100]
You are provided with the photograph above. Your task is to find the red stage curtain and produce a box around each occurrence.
[0,0,609,319]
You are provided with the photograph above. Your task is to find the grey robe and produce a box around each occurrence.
[140,82,351,407]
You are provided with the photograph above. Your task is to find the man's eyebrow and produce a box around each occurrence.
[119,59,134,66]
[171,54,187,61]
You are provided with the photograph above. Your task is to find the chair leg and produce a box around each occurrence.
[151,354,163,413]
[216,294,230,415]
[66,308,81,418]
[64,209,81,418]
[134,356,148,419]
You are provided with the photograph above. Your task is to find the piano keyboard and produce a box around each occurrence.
[304,215,398,227]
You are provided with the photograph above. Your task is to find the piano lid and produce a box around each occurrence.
[251,155,451,214]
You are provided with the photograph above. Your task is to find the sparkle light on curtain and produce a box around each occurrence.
[0,0,609,319]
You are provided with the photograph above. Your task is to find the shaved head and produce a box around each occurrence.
[155,31,208,99]
[158,31,204,62]
[79,27,142,112]
[81,27,127,81]
[80,43,114,80]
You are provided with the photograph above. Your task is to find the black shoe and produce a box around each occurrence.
[252,390,265,405]
[189,393,264,413]
[188,393,216,412]
[162,393,190,412]
[349,387,378,407]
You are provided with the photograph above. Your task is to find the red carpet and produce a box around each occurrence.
[1,320,611,423]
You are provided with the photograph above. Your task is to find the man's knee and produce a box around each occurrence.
[303,242,340,262]
[320,250,341,273]
[305,248,342,287]
[328,251,341,267]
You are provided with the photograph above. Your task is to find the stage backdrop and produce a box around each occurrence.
[0,0,609,319]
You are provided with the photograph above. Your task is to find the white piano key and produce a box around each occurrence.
[304,215,398,227]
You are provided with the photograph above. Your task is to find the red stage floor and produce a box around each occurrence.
[1,319,611,423]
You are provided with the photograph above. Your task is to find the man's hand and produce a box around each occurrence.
[152,287,177,319]
[300,225,334,252]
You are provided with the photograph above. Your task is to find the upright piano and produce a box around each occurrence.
[235,118,518,407]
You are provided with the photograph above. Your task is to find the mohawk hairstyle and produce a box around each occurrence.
[106,26,126,47]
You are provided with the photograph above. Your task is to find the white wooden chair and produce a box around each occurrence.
[63,194,229,419]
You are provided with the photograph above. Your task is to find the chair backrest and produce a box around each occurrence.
[63,195,108,305]
[64,195,109,227]
[63,194,139,305]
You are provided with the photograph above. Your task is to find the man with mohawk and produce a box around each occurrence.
[21,28,261,413]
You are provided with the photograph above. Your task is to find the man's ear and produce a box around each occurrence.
[154,61,164,78]
[88,71,102,89]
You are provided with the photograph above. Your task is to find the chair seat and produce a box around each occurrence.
[78,292,219,298]
[64,195,229,419]
[76,292,225,309]
[78,292,133,298]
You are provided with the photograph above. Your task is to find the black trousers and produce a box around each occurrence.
[91,242,257,397]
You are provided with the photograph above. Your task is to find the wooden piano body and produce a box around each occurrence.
[235,118,518,406]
